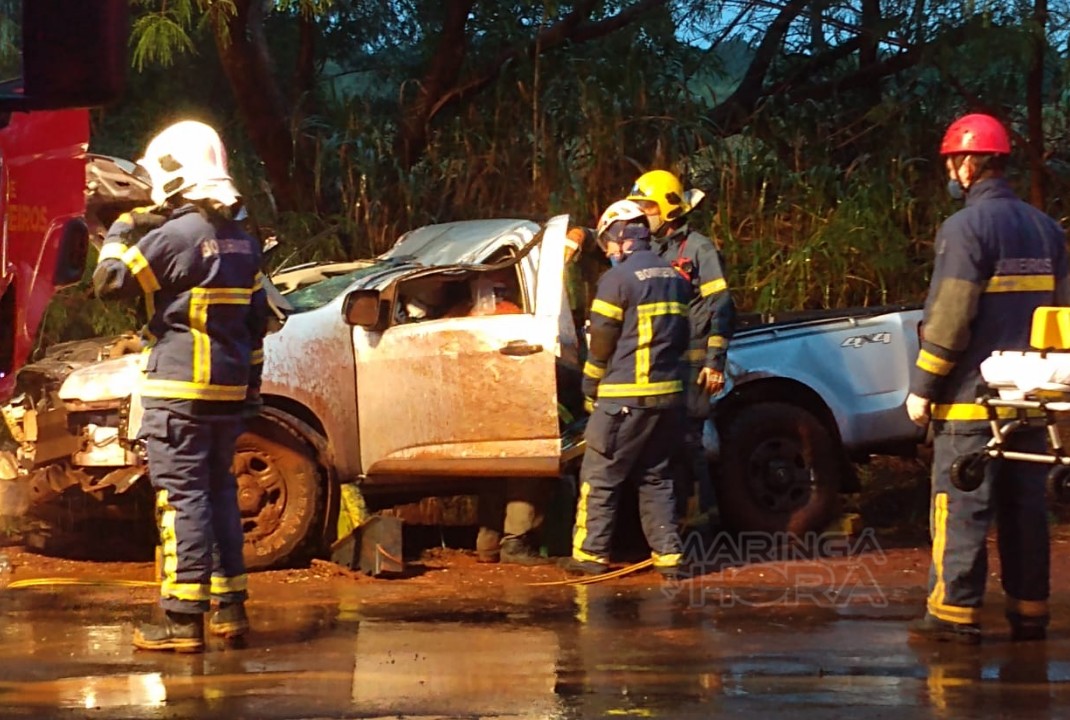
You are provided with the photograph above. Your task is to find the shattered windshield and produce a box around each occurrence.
[282,265,391,313]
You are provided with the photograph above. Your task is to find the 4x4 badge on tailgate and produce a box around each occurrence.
[841,331,892,349]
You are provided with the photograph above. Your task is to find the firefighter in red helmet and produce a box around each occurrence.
[906,113,1070,645]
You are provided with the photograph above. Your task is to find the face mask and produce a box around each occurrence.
[947,179,965,201]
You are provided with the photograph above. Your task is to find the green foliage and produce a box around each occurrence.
[0,1,19,79]
[38,247,140,349]
[130,1,200,70]
[47,1,1070,347]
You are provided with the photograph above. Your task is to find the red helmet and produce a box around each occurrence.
[940,113,1011,156]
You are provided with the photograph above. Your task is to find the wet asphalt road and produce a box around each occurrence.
[1,575,1067,720]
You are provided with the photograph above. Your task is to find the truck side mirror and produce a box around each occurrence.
[343,290,389,331]
[53,219,89,289]
[1,0,130,111]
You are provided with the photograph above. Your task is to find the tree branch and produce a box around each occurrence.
[707,14,974,136]
[706,0,813,132]
[427,0,670,123]
[393,0,669,169]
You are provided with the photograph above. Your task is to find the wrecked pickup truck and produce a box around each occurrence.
[1,215,582,568]
[0,212,926,569]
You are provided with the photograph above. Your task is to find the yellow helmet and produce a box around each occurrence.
[626,170,690,229]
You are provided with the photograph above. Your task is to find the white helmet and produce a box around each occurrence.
[595,199,647,250]
[138,120,240,207]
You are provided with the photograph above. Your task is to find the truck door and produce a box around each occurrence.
[352,215,570,477]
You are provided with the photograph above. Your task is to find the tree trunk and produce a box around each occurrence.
[859,0,882,108]
[1027,0,1048,208]
[810,0,827,52]
[294,10,318,116]
[395,0,476,169]
[215,0,317,213]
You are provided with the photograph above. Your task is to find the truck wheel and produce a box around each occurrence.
[233,419,324,570]
[718,402,841,535]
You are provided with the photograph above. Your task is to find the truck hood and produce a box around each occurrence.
[57,352,141,405]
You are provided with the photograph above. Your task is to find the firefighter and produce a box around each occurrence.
[625,170,735,524]
[93,120,269,652]
[905,113,1070,644]
[560,200,691,578]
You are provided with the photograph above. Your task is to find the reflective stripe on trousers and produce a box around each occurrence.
[927,426,1050,626]
[572,402,685,565]
[142,404,248,614]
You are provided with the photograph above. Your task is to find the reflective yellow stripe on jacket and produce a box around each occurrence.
[634,302,688,385]
[140,379,248,402]
[931,403,1045,421]
[189,287,254,385]
[984,275,1055,293]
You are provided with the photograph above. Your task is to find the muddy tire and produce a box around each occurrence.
[234,418,324,570]
[717,402,841,535]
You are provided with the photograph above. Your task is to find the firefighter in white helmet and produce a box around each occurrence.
[94,119,266,652]
[560,201,691,578]
[624,170,734,525]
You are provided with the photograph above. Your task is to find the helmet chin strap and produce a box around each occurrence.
[953,154,991,194]
[951,156,976,194]
[621,239,649,256]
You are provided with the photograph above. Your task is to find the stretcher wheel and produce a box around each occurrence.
[950,451,989,492]
[1049,466,1070,504]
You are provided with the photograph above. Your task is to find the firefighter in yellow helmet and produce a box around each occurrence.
[626,170,735,525]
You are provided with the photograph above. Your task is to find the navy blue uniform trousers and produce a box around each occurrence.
[141,400,248,614]
[572,401,684,568]
[927,425,1050,628]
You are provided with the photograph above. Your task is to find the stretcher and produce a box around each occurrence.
[949,307,1070,501]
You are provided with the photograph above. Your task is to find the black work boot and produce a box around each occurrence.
[133,611,205,653]
[558,556,609,577]
[208,602,250,639]
[1008,612,1048,642]
[500,537,552,566]
[654,563,691,581]
[908,614,981,646]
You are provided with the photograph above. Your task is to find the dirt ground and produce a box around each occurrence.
[4,454,1070,604]
[4,506,1070,610]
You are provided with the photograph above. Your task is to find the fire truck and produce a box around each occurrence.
[0,1,128,403]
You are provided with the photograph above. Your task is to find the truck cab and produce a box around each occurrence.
[0,1,129,402]
[0,109,90,401]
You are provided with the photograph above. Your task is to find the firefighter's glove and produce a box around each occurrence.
[128,207,169,231]
[583,396,595,414]
[565,227,586,264]
[906,393,930,427]
[105,206,169,246]
[697,367,725,395]
[243,388,263,420]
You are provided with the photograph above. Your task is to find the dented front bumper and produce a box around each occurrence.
[0,352,148,514]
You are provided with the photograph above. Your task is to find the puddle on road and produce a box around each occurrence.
[1,584,1069,718]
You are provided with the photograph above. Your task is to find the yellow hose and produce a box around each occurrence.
[5,559,670,592]
[528,558,656,587]
[4,578,159,590]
